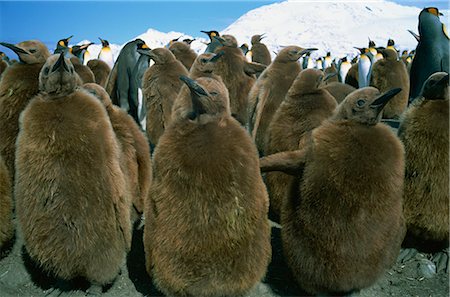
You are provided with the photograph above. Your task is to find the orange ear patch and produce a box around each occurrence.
[427,7,440,17]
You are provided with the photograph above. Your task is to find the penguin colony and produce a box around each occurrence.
[0,5,448,296]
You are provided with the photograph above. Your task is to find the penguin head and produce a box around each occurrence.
[169,41,190,56]
[167,36,182,48]
[71,42,93,59]
[240,43,249,55]
[200,30,220,41]
[178,76,230,121]
[420,72,449,100]
[387,38,395,46]
[289,68,325,95]
[419,7,444,36]
[368,38,376,48]
[193,52,225,74]
[276,46,318,63]
[139,47,175,64]
[0,40,50,64]
[99,37,110,48]
[182,38,195,46]
[334,87,402,125]
[251,34,265,45]
[214,35,238,48]
[83,82,113,108]
[135,39,150,51]
[380,48,398,60]
[57,35,73,48]
[39,53,81,95]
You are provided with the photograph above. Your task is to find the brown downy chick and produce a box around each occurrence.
[69,56,95,83]
[211,35,266,126]
[0,40,50,181]
[265,69,337,219]
[345,62,359,89]
[87,59,111,87]
[169,41,198,71]
[15,53,131,290]
[140,48,189,152]
[251,34,271,66]
[370,48,409,119]
[145,76,270,297]
[248,46,317,154]
[261,87,405,295]
[322,82,356,103]
[83,83,152,222]
[0,155,13,258]
[188,52,224,80]
[399,72,449,255]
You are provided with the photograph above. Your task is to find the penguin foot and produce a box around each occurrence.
[397,248,418,263]
[432,249,449,273]
[85,284,102,296]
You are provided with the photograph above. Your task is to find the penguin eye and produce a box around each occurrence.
[29,49,37,53]
[43,67,50,75]
[200,58,208,63]
[356,99,366,107]
[210,91,218,96]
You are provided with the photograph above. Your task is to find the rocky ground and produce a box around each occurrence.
[0,222,448,297]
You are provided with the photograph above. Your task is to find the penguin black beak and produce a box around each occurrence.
[52,53,70,73]
[259,33,266,41]
[209,50,225,62]
[407,30,420,42]
[80,43,94,50]
[0,42,28,55]
[370,88,402,112]
[179,75,208,118]
[298,48,318,56]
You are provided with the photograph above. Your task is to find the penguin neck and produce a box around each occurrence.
[419,14,443,38]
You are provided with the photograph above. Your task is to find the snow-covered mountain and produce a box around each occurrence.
[77,0,448,62]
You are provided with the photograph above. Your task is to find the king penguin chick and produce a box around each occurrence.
[87,59,111,87]
[144,76,270,297]
[98,37,114,69]
[83,83,152,222]
[15,54,131,292]
[168,41,198,71]
[69,56,95,84]
[188,52,224,80]
[140,48,188,152]
[399,72,449,271]
[322,81,356,103]
[54,35,73,55]
[251,34,271,66]
[265,69,337,220]
[370,48,409,119]
[106,38,150,126]
[345,62,359,89]
[260,87,405,295]
[409,7,449,101]
[0,40,50,181]
[0,155,13,258]
[212,34,267,126]
[248,46,317,154]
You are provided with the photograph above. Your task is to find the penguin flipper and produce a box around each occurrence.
[250,88,270,140]
[260,149,307,175]
[244,61,267,76]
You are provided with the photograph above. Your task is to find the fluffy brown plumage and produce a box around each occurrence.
[265,69,337,218]
[399,72,449,250]
[261,87,405,294]
[83,83,152,221]
[345,62,359,89]
[87,59,111,87]
[0,155,13,257]
[15,54,131,286]
[0,60,7,78]
[169,41,197,71]
[322,81,356,103]
[141,48,188,151]
[70,57,95,84]
[145,76,270,297]
[188,52,223,81]
[0,40,50,181]
[370,48,409,119]
[212,35,266,126]
[250,34,271,66]
[248,46,315,154]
